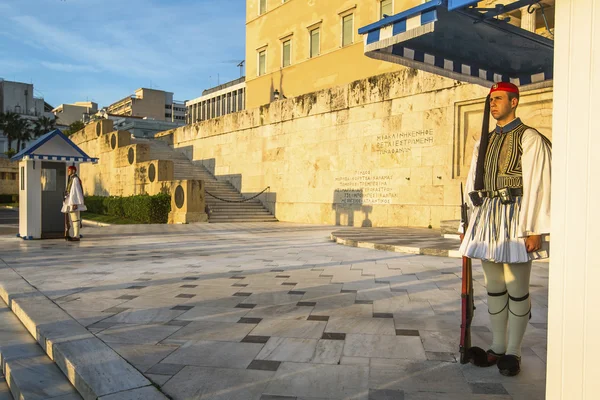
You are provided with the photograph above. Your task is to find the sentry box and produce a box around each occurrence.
[11,130,98,239]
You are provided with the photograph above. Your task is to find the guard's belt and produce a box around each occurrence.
[479,187,523,198]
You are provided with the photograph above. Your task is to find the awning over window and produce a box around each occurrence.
[358,0,554,90]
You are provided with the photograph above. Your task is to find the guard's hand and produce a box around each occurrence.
[72,205,78,211]
[525,235,542,252]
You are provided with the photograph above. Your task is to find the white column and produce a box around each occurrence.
[547,0,600,399]
[520,6,536,33]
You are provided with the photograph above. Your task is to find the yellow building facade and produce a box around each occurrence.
[245,0,555,109]
[245,0,425,108]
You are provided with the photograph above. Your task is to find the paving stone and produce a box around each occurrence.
[162,340,265,369]
[97,386,166,400]
[370,359,470,393]
[256,337,318,362]
[97,324,182,345]
[103,307,186,324]
[242,335,271,344]
[245,304,313,320]
[310,339,344,364]
[469,383,510,395]
[146,363,185,376]
[164,320,256,343]
[162,366,274,400]
[250,319,326,339]
[369,389,405,400]
[325,317,395,335]
[108,343,179,372]
[344,334,426,359]
[264,363,369,399]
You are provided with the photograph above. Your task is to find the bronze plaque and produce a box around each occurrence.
[111,134,117,150]
[96,123,101,137]
[175,185,185,209]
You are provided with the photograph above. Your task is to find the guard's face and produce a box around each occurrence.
[489,91,517,121]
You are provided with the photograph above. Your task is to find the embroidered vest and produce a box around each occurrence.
[483,123,527,191]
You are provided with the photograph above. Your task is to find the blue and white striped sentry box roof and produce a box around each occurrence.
[11,129,99,164]
[358,0,554,91]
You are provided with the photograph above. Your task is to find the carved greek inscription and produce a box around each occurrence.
[334,171,398,205]
[375,129,434,154]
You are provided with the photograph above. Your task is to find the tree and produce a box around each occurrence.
[63,120,85,136]
[33,116,57,138]
[14,118,32,152]
[0,111,31,153]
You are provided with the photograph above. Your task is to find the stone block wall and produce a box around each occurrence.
[70,121,171,197]
[161,69,553,228]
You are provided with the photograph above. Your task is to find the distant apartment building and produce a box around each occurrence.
[0,79,54,153]
[92,109,184,138]
[52,101,98,126]
[186,77,246,124]
[106,88,186,123]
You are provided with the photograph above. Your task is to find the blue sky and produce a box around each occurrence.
[0,0,246,108]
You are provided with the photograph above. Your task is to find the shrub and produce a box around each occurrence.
[84,193,171,224]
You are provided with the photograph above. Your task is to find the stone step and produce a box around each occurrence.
[0,269,168,400]
[0,299,82,400]
[209,215,279,220]
[206,204,266,209]
[211,209,271,217]
[209,218,278,223]
[0,375,13,400]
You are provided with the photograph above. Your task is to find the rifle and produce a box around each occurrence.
[459,183,475,364]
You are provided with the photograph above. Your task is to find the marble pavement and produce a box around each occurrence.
[0,218,548,400]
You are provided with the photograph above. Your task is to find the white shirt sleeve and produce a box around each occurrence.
[518,129,552,237]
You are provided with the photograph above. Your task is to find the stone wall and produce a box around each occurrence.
[161,69,553,228]
[0,158,18,195]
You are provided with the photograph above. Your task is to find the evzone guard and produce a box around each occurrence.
[459,82,552,376]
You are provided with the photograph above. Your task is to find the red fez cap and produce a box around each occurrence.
[490,82,519,95]
[68,166,77,172]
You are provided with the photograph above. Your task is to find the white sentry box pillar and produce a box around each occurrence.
[18,159,42,240]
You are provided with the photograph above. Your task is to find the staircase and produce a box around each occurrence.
[133,138,278,223]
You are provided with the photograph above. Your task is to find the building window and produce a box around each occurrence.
[259,0,266,15]
[282,40,292,67]
[342,14,354,47]
[258,50,267,76]
[310,28,320,58]
[380,0,392,19]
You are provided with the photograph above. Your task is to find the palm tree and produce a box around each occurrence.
[0,111,22,152]
[15,118,33,151]
[33,116,57,138]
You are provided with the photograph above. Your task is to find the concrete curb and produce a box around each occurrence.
[0,266,167,400]
[330,234,462,258]
[81,219,112,227]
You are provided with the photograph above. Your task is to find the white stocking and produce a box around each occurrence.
[481,260,509,355]
[504,261,532,357]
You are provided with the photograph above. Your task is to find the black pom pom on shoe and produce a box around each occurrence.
[498,354,521,376]
[468,347,504,367]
